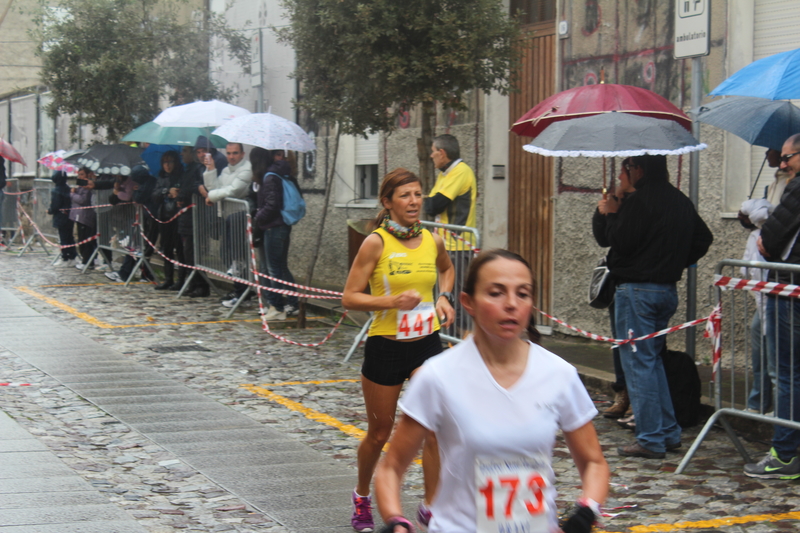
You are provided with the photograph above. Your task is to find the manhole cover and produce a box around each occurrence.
[149,345,212,353]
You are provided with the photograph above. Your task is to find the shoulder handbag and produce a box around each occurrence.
[588,255,615,309]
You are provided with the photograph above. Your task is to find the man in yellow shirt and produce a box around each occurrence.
[425,134,477,249]
[425,134,477,335]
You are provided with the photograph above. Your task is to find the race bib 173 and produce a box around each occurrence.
[475,456,551,533]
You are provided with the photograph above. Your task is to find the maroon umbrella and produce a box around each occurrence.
[511,83,692,139]
[0,138,26,166]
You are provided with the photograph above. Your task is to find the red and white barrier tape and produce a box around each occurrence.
[3,189,31,196]
[140,203,195,225]
[15,199,26,243]
[245,214,348,347]
[135,215,339,300]
[0,383,33,387]
[714,274,800,298]
[533,305,720,353]
[17,202,98,249]
[61,201,134,211]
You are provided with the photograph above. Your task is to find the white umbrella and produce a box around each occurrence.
[212,113,316,153]
[153,100,251,128]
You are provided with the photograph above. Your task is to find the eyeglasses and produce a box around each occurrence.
[781,151,800,163]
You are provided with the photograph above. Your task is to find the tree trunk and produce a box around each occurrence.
[297,125,340,328]
[416,100,436,193]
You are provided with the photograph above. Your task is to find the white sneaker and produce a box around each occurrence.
[284,304,299,316]
[53,256,65,267]
[105,271,123,283]
[75,262,85,270]
[226,261,241,278]
[263,306,286,320]
[65,259,76,267]
[221,297,240,308]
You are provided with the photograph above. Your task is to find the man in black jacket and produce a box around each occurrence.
[749,133,800,479]
[596,155,712,459]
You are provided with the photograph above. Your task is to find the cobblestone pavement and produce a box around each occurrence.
[1,249,800,532]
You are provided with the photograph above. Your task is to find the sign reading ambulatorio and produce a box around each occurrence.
[674,0,710,59]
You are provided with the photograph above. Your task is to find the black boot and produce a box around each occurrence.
[156,262,174,290]
[170,270,186,291]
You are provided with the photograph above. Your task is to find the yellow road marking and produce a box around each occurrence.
[15,286,115,328]
[241,384,366,440]
[241,383,422,465]
[599,511,800,532]
[14,286,262,328]
[260,379,360,387]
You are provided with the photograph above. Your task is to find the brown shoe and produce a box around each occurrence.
[603,389,630,419]
[617,442,665,459]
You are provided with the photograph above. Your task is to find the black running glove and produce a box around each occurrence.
[379,516,414,533]
[560,504,596,533]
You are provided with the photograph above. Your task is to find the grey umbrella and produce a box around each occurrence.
[523,112,705,158]
[690,96,800,151]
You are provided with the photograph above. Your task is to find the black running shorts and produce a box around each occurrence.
[361,331,443,386]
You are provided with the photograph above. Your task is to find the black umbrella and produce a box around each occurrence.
[75,144,145,176]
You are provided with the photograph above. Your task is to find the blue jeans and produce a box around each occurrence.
[615,282,681,453]
[608,301,626,391]
[261,224,297,311]
[748,311,774,412]
[765,295,800,460]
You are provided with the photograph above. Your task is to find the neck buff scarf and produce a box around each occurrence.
[381,214,422,240]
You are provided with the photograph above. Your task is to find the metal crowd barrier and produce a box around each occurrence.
[1,178,23,246]
[188,195,254,318]
[83,189,155,285]
[18,179,56,257]
[343,221,481,362]
[677,258,800,474]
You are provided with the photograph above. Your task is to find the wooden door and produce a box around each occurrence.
[508,21,556,320]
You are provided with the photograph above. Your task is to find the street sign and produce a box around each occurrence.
[251,30,262,88]
[674,0,710,59]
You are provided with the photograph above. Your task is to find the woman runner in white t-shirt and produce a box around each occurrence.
[375,249,609,533]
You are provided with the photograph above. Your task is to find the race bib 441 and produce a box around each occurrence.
[397,303,435,340]
[475,456,551,533]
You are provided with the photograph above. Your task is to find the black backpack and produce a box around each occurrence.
[661,348,702,428]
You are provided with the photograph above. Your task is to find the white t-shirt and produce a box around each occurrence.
[399,337,597,533]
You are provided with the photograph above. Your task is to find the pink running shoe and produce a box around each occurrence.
[417,501,432,530]
[351,490,374,532]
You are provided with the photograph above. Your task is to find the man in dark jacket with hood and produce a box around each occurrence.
[48,171,77,265]
[749,133,800,479]
[596,154,712,460]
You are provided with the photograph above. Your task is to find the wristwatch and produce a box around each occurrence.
[438,291,455,306]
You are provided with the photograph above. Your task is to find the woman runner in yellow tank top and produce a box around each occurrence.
[343,168,455,532]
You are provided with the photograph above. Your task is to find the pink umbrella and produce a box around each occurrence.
[0,138,26,166]
[38,150,79,173]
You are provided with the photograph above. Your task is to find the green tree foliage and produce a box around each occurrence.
[277,0,519,186]
[31,0,250,142]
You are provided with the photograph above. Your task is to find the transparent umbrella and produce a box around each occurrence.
[523,112,706,158]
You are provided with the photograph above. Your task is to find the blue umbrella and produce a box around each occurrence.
[710,47,800,100]
[141,144,182,177]
[691,97,800,151]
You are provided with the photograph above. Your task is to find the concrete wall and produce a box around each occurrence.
[551,0,736,352]
[0,0,41,97]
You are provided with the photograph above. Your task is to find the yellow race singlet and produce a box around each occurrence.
[368,227,441,337]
